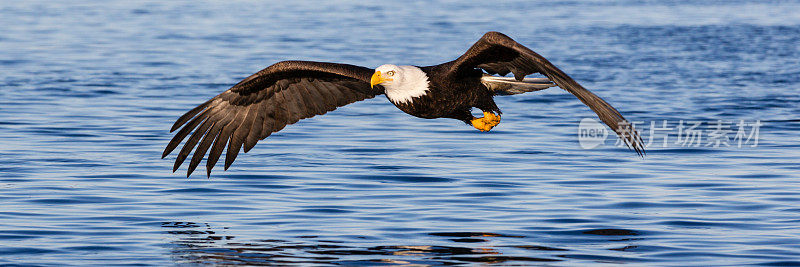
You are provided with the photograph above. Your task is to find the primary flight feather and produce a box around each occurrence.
[163,31,644,177]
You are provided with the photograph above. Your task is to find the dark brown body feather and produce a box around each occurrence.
[164,32,643,177]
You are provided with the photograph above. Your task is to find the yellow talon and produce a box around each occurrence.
[471,111,501,132]
[471,118,490,132]
[483,111,501,124]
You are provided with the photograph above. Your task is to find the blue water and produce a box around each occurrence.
[2,0,800,265]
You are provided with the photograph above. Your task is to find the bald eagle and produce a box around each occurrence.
[163,31,644,177]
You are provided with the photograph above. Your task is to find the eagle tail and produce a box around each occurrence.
[481,75,555,95]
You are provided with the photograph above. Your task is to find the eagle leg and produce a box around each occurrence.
[471,111,501,132]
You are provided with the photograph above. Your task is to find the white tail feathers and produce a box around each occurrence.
[481,75,555,95]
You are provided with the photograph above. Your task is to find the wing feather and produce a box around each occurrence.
[317,81,342,111]
[287,79,313,118]
[162,107,212,158]
[323,81,347,106]
[304,79,332,112]
[259,98,276,139]
[218,109,247,171]
[188,121,222,177]
[206,116,235,175]
[170,99,213,132]
[164,61,381,176]
[449,32,644,156]
[271,88,291,132]
[297,80,322,116]
[173,117,213,172]
[281,81,305,119]
[225,104,257,171]
[243,101,265,153]
[193,108,238,176]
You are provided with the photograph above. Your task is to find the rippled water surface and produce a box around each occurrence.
[2,0,800,265]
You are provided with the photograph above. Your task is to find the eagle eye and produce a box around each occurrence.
[387,70,395,76]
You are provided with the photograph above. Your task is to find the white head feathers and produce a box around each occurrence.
[375,64,430,104]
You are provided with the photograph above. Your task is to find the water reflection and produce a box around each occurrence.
[163,222,567,265]
[164,222,652,265]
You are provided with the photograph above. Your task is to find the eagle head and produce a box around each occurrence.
[371,64,400,89]
[371,64,431,104]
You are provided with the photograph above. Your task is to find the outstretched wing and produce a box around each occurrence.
[163,61,382,176]
[448,31,644,156]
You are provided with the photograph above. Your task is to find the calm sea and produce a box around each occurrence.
[1,0,799,265]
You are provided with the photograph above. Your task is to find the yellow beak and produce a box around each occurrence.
[370,71,383,89]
